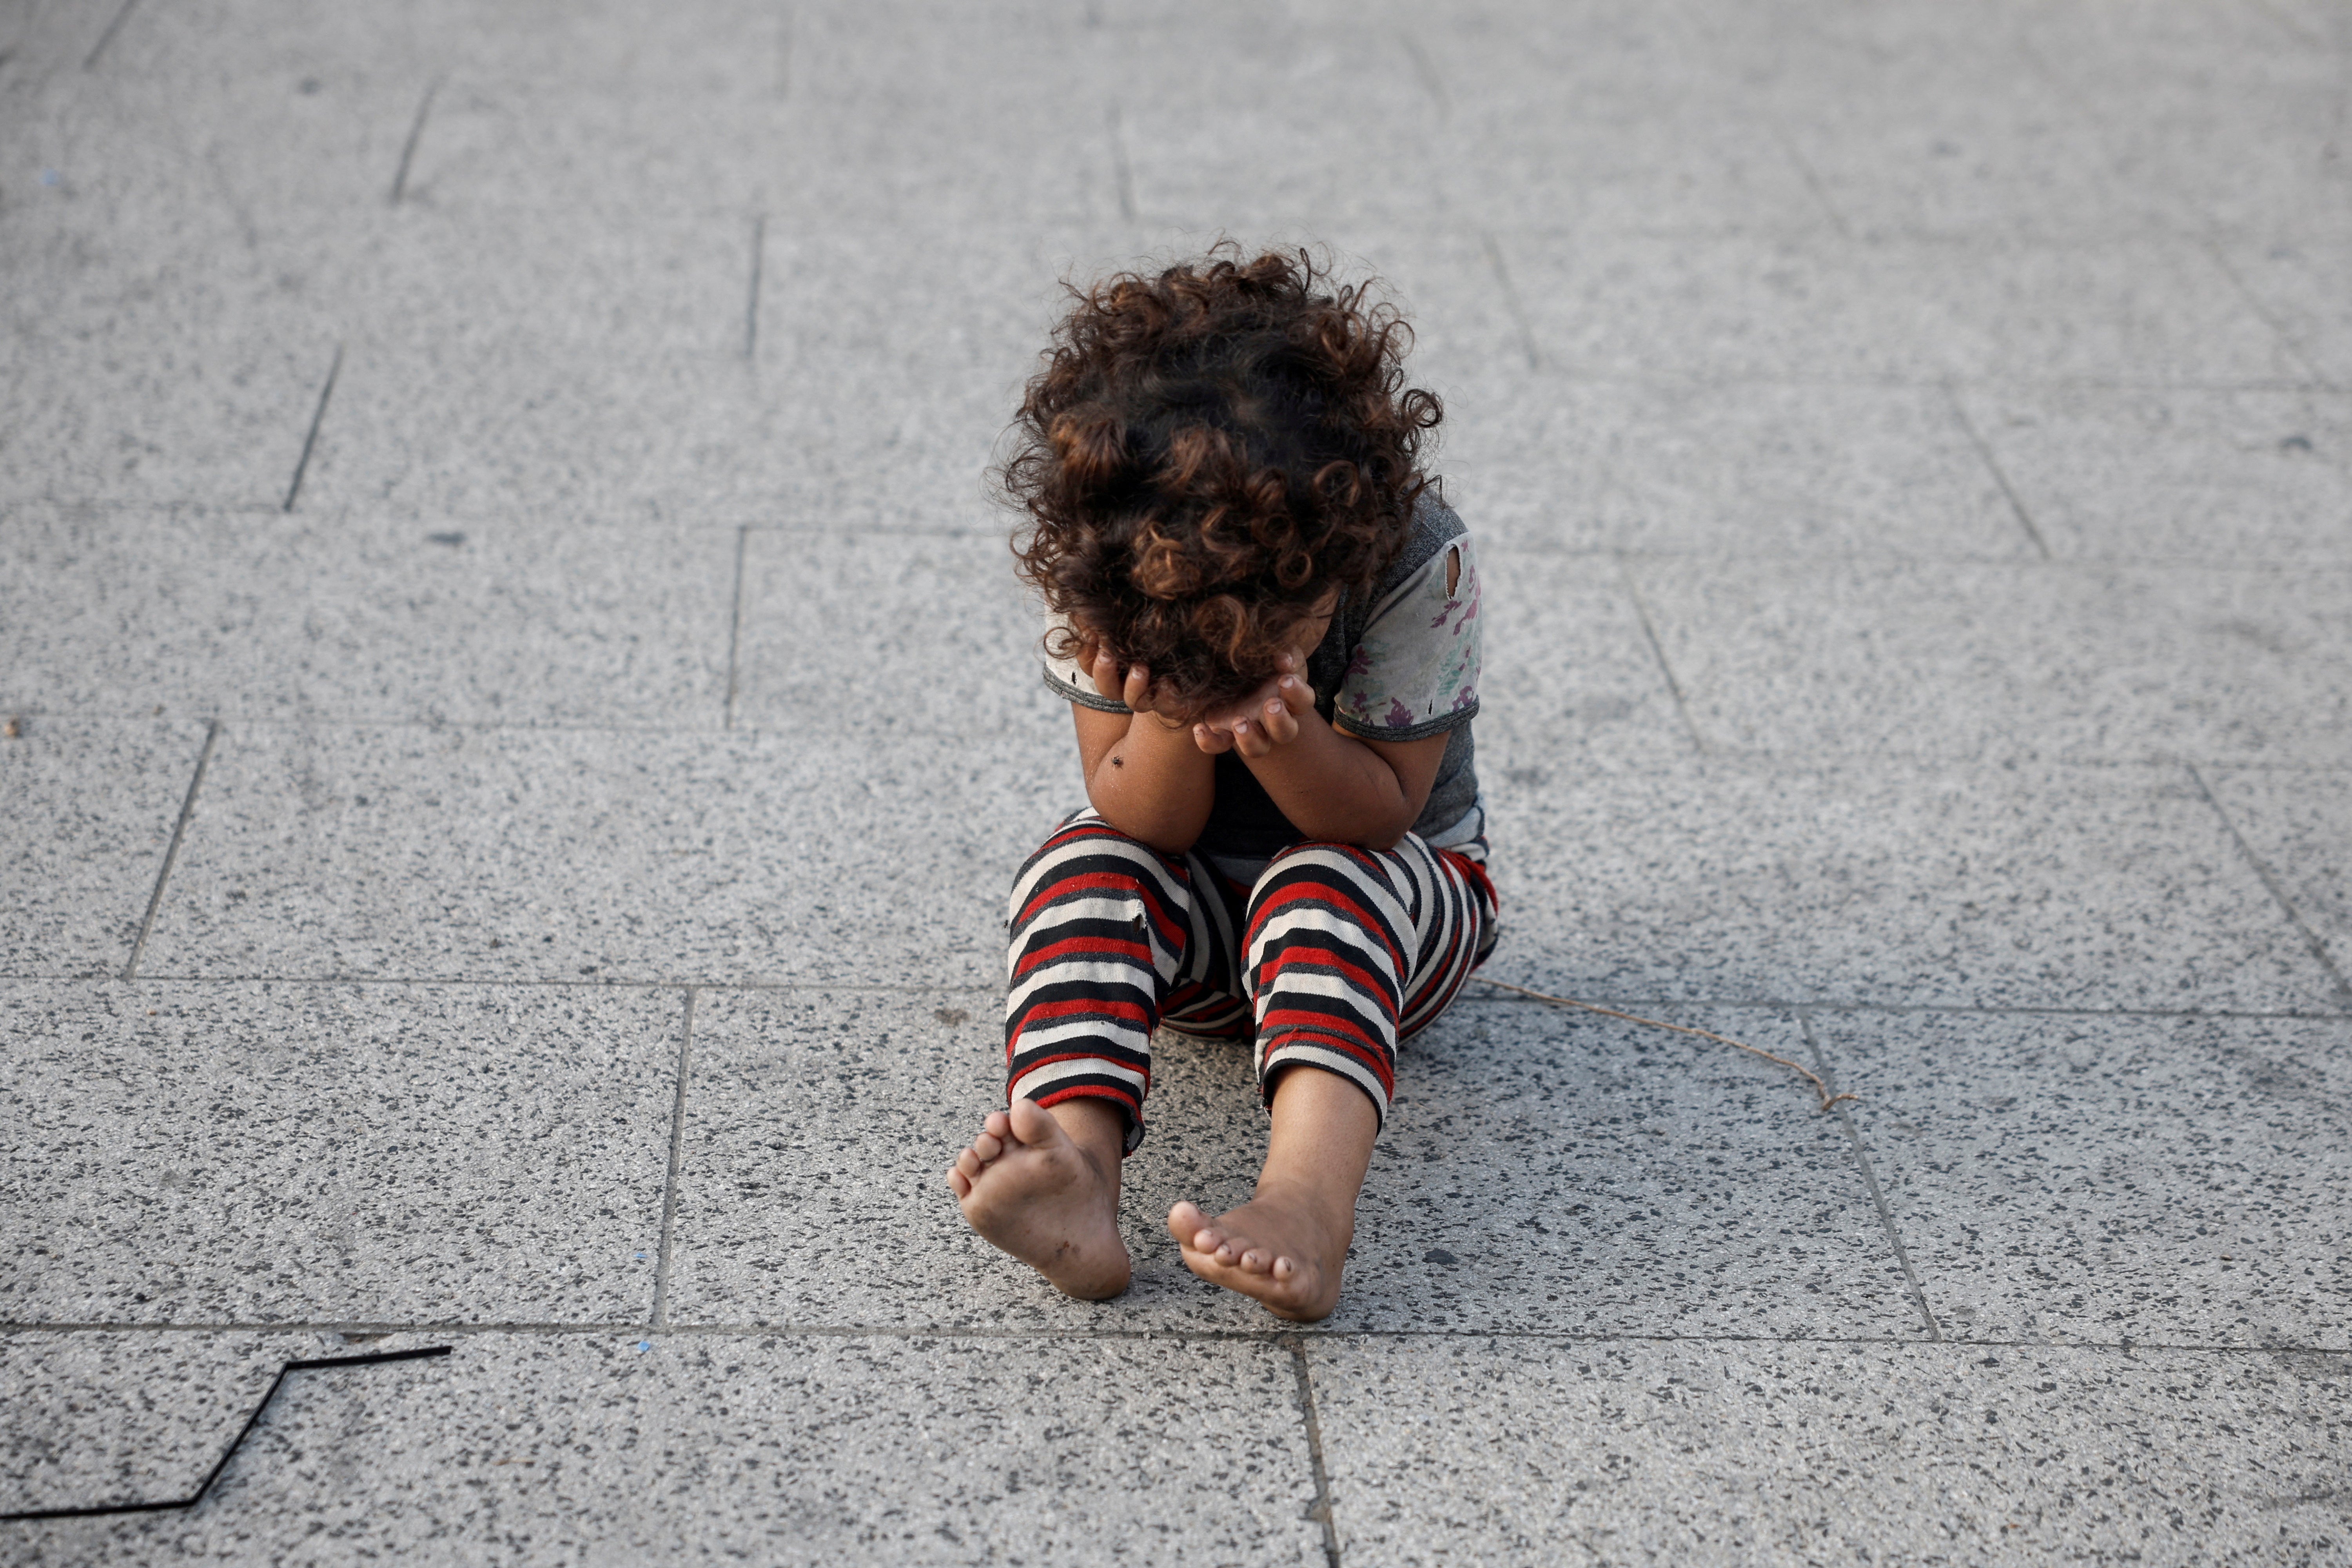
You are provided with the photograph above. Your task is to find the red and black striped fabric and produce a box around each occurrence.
[1005,810,1498,1152]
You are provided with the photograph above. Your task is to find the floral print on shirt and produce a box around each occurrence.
[1336,535,1482,737]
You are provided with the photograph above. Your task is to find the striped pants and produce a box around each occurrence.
[1005,811,1499,1152]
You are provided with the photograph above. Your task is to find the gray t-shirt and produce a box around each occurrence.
[1042,496,1485,868]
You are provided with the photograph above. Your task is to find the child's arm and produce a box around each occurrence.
[1193,671,1449,852]
[1068,643,1218,854]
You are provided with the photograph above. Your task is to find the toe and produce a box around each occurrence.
[1005,1096,1062,1146]
[1167,1201,1212,1250]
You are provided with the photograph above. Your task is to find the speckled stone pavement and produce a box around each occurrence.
[4,0,2350,1563]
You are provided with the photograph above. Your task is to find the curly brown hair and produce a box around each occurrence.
[1000,245,1442,719]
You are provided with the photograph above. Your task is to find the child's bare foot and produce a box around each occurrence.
[1168,1187,1350,1321]
[948,1098,1131,1301]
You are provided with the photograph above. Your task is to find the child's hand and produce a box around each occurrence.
[1191,656,1312,758]
[1077,637,1187,728]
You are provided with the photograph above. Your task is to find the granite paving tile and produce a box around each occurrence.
[666,989,1912,1336]
[751,224,1137,534]
[1320,229,1544,391]
[1572,379,2034,558]
[1443,85,1828,239]
[730,528,1062,740]
[1816,1009,2352,1348]
[0,506,735,728]
[777,16,1121,228]
[8,1332,1325,1567]
[1479,756,2344,1012]
[1355,999,1917,1336]
[0,981,680,1324]
[1308,1336,2352,1567]
[1887,236,2314,385]
[1115,25,1443,230]
[1764,53,2184,241]
[1633,557,2352,764]
[0,716,206,978]
[2203,768,2352,992]
[1,1331,327,1516]
[2066,49,2352,241]
[0,67,411,270]
[2219,236,2352,389]
[398,0,789,97]
[1500,231,1940,383]
[1955,385,2352,563]
[0,283,341,508]
[1470,544,1696,766]
[139,723,1084,985]
[385,74,787,220]
[337,205,757,359]
[294,339,791,523]
[1426,368,1622,554]
[664,986,1273,1332]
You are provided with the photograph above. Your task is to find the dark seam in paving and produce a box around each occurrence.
[1615,552,1707,750]
[4,1325,2341,1357]
[1465,991,2352,1023]
[281,345,342,513]
[2201,234,2337,390]
[1106,104,1136,223]
[122,720,219,982]
[651,988,697,1328]
[1802,1011,1943,1342]
[1283,1334,1345,1568]
[388,77,442,204]
[1767,120,1852,239]
[1399,33,1447,117]
[81,0,142,70]
[743,214,765,360]
[722,524,751,729]
[20,971,2352,1024]
[0,1346,451,1523]
[1941,380,2053,558]
[2189,762,2352,1008]
[1479,231,1541,370]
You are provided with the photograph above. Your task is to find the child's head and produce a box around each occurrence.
[1002,244,1441,719]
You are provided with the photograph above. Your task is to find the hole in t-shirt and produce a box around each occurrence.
[1445,544,1461,597]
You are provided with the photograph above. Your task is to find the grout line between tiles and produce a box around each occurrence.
[1614,551,1706,751]
[1941,380,2052,559]
[1106,104,1136,223]
[122,720,219,982]
[1479,230,1541,370]
[2189,763,2352,1009]
[1767,119,1853,240]
[1283,1334,1345,1568]
[4,1321,2342,1357]
[1801,1011,1942,1343]
[16,970,2352,1024]
[743,214,766,360]
[2202,235,2337,392]
[650,987,698,1330]
[722,524,751,729]
[1399,32,1448,118]
[81,0,141,69]
[388,76,443,204]
[281,345,343,514]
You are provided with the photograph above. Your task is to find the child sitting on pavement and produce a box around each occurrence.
[947,246,1494,1322]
